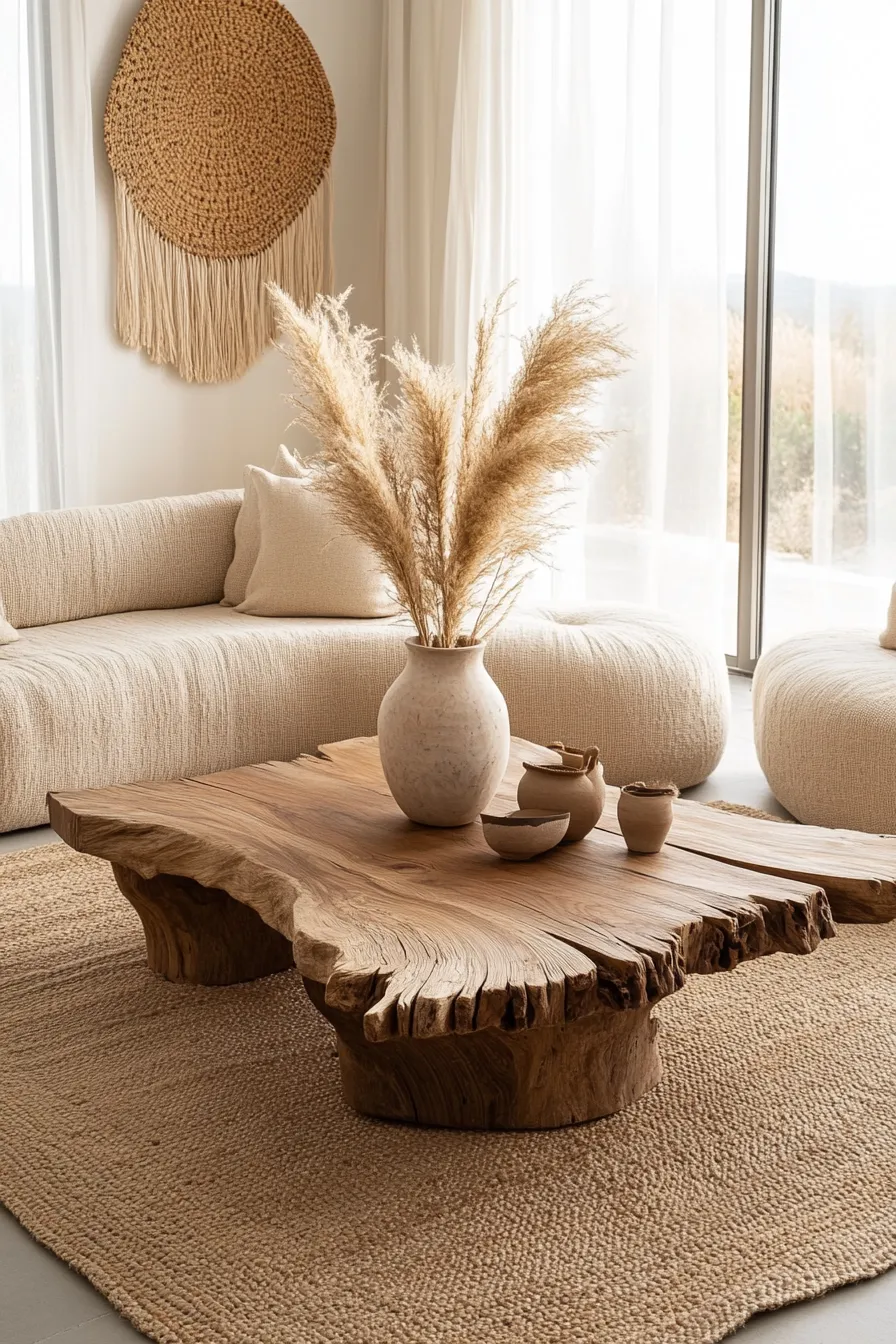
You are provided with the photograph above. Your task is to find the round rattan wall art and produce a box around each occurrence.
[105,0,336,383]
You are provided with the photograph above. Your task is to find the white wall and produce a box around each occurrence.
[83,0,383,504]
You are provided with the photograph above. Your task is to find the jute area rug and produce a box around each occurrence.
[1,846,895,1344]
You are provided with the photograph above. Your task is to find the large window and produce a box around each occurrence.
[385,1,896,663]
[761,0,896,649]
[515,0,895,666]
[726,0,896,664]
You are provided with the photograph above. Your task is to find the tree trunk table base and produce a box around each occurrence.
[111,865,294,986]
[47,735,896,1130]
[304,978,661,1128]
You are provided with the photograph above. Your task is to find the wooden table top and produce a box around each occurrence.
[45,737,865,1045]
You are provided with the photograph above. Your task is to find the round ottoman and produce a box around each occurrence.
[483,607,730,789]
[753,630,896,832]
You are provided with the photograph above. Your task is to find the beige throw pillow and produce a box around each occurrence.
[221,444,302,607]
[236,467,396,619]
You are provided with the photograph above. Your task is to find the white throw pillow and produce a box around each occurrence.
[221,444,302,607]
[236,467,396,619]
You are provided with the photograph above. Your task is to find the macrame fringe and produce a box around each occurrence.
[113,172,333,383]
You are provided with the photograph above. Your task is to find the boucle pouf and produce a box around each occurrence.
[754,629,896,832]
[495,607,729,788]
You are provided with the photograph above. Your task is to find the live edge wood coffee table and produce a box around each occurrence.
[49,738,896,1130]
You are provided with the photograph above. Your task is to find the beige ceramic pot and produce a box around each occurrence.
[378,638,510,827]
[617,782,678,854]
[516,746,605,843]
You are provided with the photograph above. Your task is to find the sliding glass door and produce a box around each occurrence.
[730,0,896,665]
[761,0,896,648]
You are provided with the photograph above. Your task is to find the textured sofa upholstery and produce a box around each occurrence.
[0,493,730,832]
[754,630,896,832]
[0,490,242,629]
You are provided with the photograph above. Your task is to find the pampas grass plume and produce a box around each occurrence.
[270,282,627,647]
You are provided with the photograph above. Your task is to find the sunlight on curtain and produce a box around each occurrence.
[0,0,44,514]
[385,0,751,651]
[0,0,94,518]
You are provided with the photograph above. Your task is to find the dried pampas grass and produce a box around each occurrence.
[269,282,627,647]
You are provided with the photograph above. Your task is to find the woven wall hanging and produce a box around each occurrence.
[105,0,336,383]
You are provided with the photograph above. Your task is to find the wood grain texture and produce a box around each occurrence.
[48,738,836,1030]
[594,790,896,923]
[47,737,840,1128]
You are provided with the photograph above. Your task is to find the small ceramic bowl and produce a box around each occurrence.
[480,809,570,861]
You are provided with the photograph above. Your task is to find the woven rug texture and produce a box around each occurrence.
[1,844,895,1344]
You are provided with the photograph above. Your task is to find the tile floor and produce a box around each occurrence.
[1,676,893,1342]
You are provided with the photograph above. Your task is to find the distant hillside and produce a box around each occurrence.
[727,272,896,326]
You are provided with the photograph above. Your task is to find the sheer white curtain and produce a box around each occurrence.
[0,0,95,517]
[384,0,749,647]
[0,0,46,514]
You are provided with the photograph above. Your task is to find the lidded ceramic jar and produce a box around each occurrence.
[617,782,678,854]
[516,745,605,844]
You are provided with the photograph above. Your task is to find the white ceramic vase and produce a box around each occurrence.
[377,638,510,826]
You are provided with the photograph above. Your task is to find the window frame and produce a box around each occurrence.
[730,0,782,674]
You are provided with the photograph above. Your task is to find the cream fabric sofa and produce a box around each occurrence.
[0,491,730,832]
